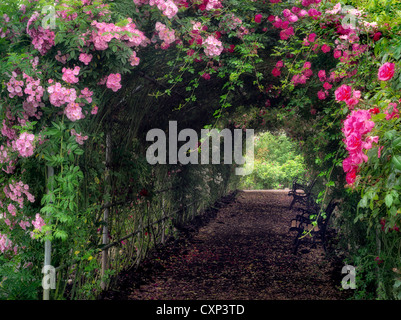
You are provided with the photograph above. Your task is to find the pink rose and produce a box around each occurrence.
[106,73,122,92]
[288,15,298,23]
[308,33,316,42]
[298,9,308,17]
[202,73,211,80]
[272,67,281,77]
[32,213,45,232]
[62,66,80,84]
[345,98,359,108]
[255,14,262,23]
[282,9,291,18]
[318,70,326,81]
[303,68,313,77]
[384,102,399,120]
[64,102,84,122]
[363,136,379,150]
[333,50,342,59]
[129,51,140,66]
[373,32,381,42]
[345,133,362,152]
[279,27,294,40]
[317,90,327,100]
[335,84,352,102]
[321,44,331,53]
[342,157,353,173]
[79,53,92,65]
[378,62,395,81]
[346,168,357,185]
[323,82,332,90]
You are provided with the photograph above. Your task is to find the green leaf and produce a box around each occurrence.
[371,113,386,121]
[392,154,401,170]
[229,73,239,82]
[385,130,397,140]
[359,196,368,208]
[385,194,393,207]
[54,230,68,241]
[326,181,335,187]
[74,148,84,155]
[394,280,401,289]
[393,137,401,150]
[44,128,62,137]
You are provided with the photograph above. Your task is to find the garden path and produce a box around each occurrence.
[101,190,351,300]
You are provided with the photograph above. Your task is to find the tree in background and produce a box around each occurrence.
[241,131,306,190]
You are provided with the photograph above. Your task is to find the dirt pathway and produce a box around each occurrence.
[101,190,352,300]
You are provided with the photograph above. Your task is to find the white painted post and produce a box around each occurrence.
[101,130,112,290]
[43,165,54,300]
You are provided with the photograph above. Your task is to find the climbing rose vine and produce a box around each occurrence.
[1,0,401,300]
[0,0,269,269]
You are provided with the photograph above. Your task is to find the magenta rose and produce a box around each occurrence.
[342,157,353,173]
[272,67,281,77]
[345,133,362,152]
[378,62,395,81]
[346,168,357,185]
[373,32,382,42]
[335,84,352,102]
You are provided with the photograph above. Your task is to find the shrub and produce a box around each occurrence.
[241,131,306,190]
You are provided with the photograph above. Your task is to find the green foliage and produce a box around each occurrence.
[249,0,401,299]
[3,0,401,301]
[241,131,306,190]
[0,253,42,300]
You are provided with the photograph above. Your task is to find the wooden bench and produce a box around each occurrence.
[289,199,337,254]
[288,177,317,210]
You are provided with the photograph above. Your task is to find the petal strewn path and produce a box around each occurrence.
[101,190,352,300]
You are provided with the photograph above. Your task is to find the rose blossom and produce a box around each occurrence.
[62,66,80,84]
[64,102,84,122]
[31,213,45,234]
[378,62,395,81]
[323,82,332,90]
[317,90,327,100]
[321,44,331,53]
[272,67,281,77]
[13,132,35,157]
[106,73,122,92]
[79,53,93,65]
[335,84,352,102]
